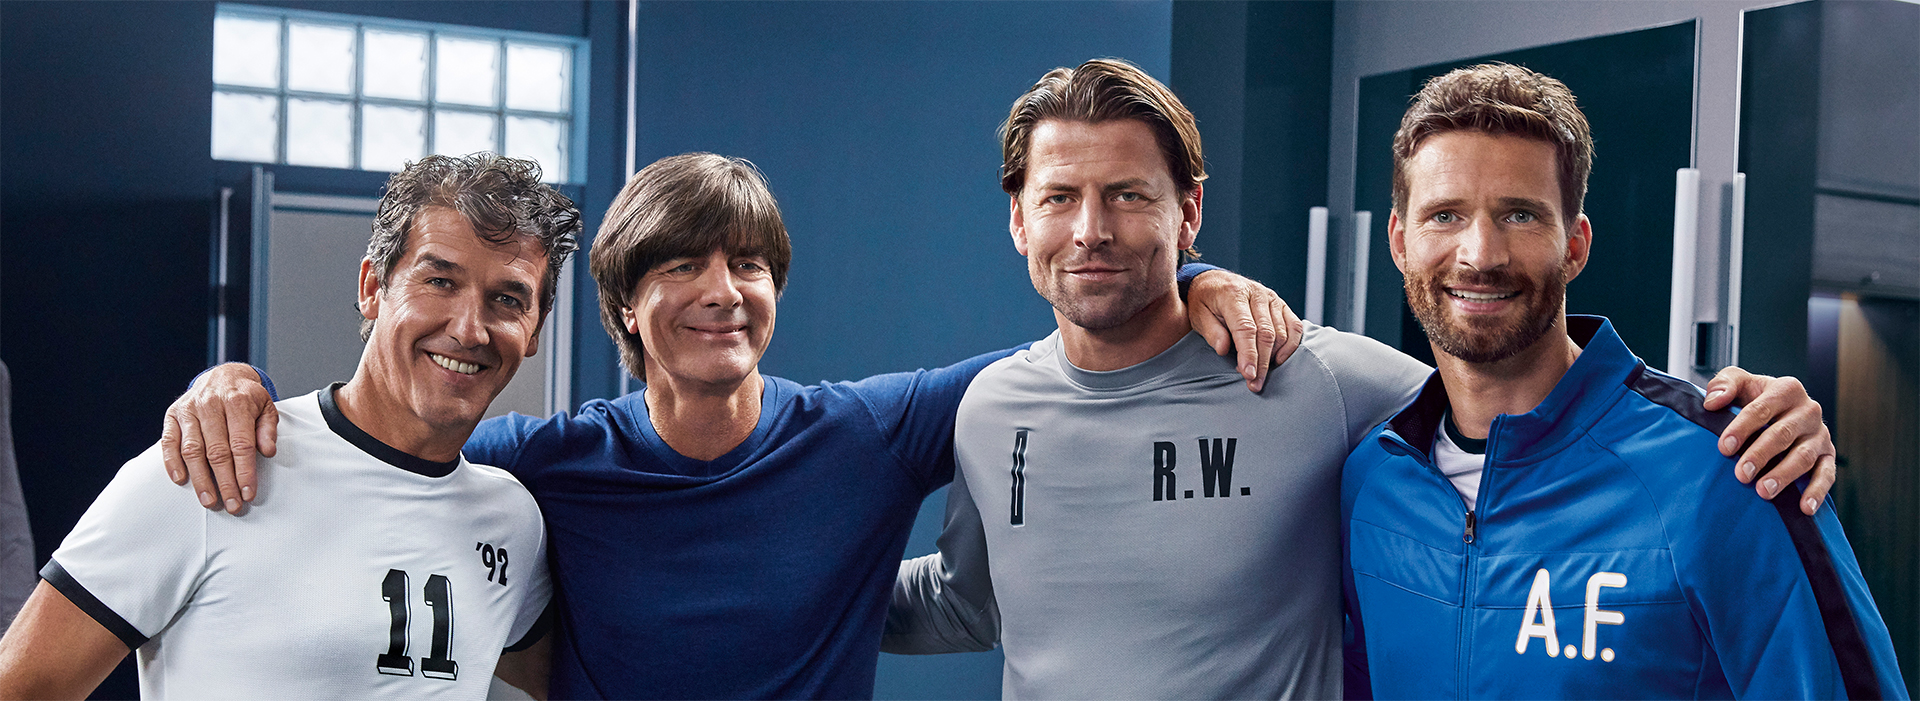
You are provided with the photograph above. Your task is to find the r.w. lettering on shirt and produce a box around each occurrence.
[1151,438,1250,501]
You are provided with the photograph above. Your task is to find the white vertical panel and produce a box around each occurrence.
[1306,207,1328,325]
[1725,173,1746,366]
[621,0,640,397]
[1351,211,1372,336]
[1668,168,1701,376]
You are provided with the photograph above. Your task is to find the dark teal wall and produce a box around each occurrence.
[1172,1,1334,304]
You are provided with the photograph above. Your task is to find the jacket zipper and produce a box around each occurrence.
[1456,425,1499,699]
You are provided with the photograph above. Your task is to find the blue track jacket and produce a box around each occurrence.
[1342,316,1906,699]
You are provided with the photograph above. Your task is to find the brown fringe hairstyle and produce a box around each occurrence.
[589,153,792,380]
[1392,63,1594,228]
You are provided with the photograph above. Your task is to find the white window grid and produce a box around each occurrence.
[212,4,588,183]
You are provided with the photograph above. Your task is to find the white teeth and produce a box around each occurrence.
[1449,289,1517,301]
[429,353,480,375]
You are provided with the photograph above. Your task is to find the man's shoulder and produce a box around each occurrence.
[1295,323,1430,387]
[965,337,1057,389]
[1591,367,1735,470]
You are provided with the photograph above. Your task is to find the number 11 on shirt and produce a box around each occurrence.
[376,569,459,680]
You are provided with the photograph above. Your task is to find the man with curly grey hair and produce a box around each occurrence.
[0,153,579,699]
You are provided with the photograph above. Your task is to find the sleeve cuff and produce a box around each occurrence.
[1177,262,1224,300]
[40,559,148,650]
[185,364,279,402]
[503,600,555,653]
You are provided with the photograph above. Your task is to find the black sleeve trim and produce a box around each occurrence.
[1769,485,1884,700]
[503,600,554,653]
[1628,367,1882,699]
[39,560,148,650]
[1625,363,1735,435]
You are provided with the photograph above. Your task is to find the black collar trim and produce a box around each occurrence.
[1441,412,1488,455]
[320,383,459,478]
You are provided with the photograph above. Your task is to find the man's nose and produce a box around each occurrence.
[1457,216,1510,272]
[447,291,491,348]
[1072,199,1112,249]
[697,263,744,308]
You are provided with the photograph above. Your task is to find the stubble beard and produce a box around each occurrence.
[1033,251,1170,331]
[1406,263,1568,364]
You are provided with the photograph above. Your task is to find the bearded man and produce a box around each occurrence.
[1340,63,1907,699]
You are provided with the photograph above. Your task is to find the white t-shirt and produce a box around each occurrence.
[46,387,550,699]
[1433,412,1487,510]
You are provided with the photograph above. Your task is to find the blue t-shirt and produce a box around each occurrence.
[465,349,1011,699]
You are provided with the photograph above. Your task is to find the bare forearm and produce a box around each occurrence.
[0,582,129,700]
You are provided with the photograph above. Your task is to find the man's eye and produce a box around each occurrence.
[1508,211,1537,224]
[496,294,525,309]
[1114,192,1142,203]
[1432,212,1459,224]
[427,277,453,288]
[1044,194,1072,205]
[736,260,766,272]
[667,263,697,274]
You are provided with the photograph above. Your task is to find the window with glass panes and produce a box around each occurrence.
[211,5,585,183]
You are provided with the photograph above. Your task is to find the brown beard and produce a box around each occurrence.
[1405,263,1567,364]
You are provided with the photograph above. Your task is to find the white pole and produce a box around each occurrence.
[1668,168,1701,376]
[1351,211,1372,336]
[620,0,640,397]
[1725,173,1746,366]
[1306,207,1328,325]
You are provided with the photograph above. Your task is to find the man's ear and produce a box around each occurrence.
[1178,183,1203,251]
[357,258,381,320]
[620,303,642,336]
[1563,213,1593,283]
[1009,194,1030,256]
[1387,211,1408,274]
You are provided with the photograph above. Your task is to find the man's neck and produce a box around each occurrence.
[1435,316,1583,441]
[1056,290,1191,372]
[334,379,469,463]
[644,371,764,462]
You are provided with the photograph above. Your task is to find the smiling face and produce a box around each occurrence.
[622,247,776,392]
[356,206,546,437]
[1391,130,1591,364]
[1011,118,1199,333]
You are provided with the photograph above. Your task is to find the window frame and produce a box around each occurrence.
[212,3,589,183]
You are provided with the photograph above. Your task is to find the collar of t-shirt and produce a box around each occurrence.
[1433,411,1487,511]
[320,383,460,478]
